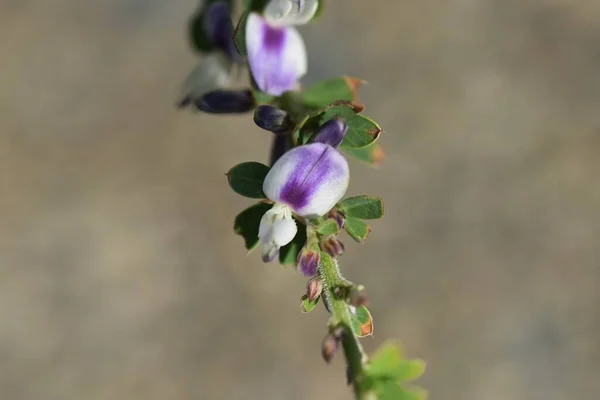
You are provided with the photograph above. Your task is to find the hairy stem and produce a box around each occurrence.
[319,252,367,399]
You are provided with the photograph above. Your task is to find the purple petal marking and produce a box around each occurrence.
[279,144,348,217]
[246,13,307,96]
[312,118,348,148]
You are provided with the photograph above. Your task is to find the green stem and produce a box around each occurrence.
[319,252,367,399]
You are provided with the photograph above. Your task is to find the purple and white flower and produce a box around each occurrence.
[259,142,349,262]
[245,0,319,96]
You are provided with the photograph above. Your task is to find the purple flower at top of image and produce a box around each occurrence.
[245,0,319,96]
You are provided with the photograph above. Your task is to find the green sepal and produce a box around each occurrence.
[338,196,384,220]
[300,294,319,313]
[301,76,364,110]
[316,219,340,235]
[233,202,273,251]
[227,162,269,198]
[349,304,374,337]
[344,217,371,243]
[233,11,250,56]
[279,219,307,266]
[189,0,235,53]
[344,142,385,166]
[252,89,275,105]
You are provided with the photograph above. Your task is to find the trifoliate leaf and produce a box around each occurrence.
[344,217,371,243]
[344,142,385,166]
[301,76,364,110]
[227,162,269,198]
[317,219,340,235]
[339,196,384,219]
[234,202,273,251]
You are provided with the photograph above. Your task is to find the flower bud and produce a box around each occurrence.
[313,118,348,148]
[254,105,291,134]
[195,89,255,114]
[297,246,320,276]
[321,236,345,257]
[329,209,345,229]
[321,333,340,364]
[306,277,323,302]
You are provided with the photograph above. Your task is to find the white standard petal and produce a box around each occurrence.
[245,13,307,96]
[180,53,232,101]
[264,0,319,26]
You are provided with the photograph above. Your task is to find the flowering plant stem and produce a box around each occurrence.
[318,252,367,398]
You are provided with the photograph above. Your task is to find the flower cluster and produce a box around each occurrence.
[178,1,427,398]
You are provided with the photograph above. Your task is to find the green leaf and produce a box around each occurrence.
[339,196,384,219]
[374,381,428,400]
[301,76,363,109]
[227,162,269,198]
[244,0,269,11]
[189,0,235,53]
[344,217,370,243]
[300,294,318,313]
[349,304,374,337]
[279,219,307,266]
[313,0,326,20]
[233,11,250,57]
[301,102,381,149]
[317,219,340,235]
[234,202,273,251]
[367,343,426,382]
[341,114,382,149]
[344,142,385,166]
[299,102,361,145]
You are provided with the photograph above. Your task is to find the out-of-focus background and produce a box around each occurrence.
[1,0,599,399]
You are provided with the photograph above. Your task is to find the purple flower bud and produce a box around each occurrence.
[321,333,339,364]
[297,246,320,276]
[203,1,243,63]
[329,209,345,229]
[306,276,323,302]
[321,236,345,257]
[254,105,291,134]
[313,118,348,148]
[196,89,255,114]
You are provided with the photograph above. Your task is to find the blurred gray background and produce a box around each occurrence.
[1,0,599,399]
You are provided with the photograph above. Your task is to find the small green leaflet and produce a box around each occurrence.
[339,196,384,219]
[344,217,371,243]
[227,162,269,199]
[234,202,273,251]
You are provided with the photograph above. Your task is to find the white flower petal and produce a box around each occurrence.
[272,217,297,246]
[180,53,232,101]
[264,0,319,26]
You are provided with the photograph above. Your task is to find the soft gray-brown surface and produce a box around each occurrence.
[1,1,599,399]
